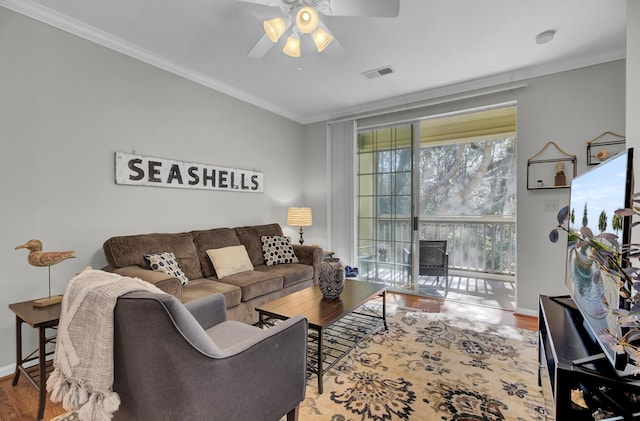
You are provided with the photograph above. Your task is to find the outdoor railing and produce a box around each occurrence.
[359,216,516,283]
[419,216,516,277]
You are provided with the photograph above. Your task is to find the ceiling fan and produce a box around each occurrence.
[236,0,400,58]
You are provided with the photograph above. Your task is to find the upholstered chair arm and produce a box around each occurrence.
[293,244,324,283]
[292,244,321,265]
[111,266,182,299]
[183,292,227,329]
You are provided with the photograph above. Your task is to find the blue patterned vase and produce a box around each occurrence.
[319,260,346,299]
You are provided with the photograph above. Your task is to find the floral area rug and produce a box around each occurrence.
[294,307,546,421]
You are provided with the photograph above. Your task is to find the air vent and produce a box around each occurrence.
[361,66,394,79]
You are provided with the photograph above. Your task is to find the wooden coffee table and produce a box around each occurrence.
[256,279,387,393]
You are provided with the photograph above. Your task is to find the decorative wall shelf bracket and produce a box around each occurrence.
[586,131,625,166]
[527,141,576,190]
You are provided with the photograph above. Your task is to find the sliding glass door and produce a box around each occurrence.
[356,124,416,291]
[355,105,517,295]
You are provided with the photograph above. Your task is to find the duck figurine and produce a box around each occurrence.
[15,239,75,267]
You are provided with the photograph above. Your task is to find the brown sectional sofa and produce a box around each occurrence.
[103,223,323,324]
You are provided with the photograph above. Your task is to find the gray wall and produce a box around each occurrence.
[0,8,311,372]
[515,61,625,314]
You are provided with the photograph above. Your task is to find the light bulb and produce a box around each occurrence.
[283,35,301,57]
[296,6,318,34]
[263,17,286,43]
[312,27,334,52]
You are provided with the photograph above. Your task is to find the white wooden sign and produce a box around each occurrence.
[115,152,264,193]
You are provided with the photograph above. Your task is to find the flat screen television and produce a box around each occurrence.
[565,147,634,373]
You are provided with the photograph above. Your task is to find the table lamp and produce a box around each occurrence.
[287,207,312,245]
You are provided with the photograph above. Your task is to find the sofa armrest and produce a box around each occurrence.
[184,293,227,329]
[293,245,323,284]
[113,266,182,299]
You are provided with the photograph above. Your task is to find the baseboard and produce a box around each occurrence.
[0,354,55,380]
[515,307,538,318]
[0,363,15,379]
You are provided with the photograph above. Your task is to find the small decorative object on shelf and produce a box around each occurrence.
[15,239,75,307]
[318,260,346,299]
[554,162,566,187]
[586,131,625,166]
[527,141,576,190]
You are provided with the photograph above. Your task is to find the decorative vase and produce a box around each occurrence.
[319,260,346,299]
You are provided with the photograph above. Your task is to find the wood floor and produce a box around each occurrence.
[0,292,537,421]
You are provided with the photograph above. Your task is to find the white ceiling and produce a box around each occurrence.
[2,0,627,124]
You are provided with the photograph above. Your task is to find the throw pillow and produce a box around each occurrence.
[261,236,299,266]
[144,252,190,286]
[206,245,254,279]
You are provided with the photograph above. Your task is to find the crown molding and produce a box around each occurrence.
[0,0,304,123]
[313,48,626,125]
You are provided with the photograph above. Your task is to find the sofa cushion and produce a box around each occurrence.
[234,224,284,267]
[144,252,190,285]
[103,232,203,280]
[181,278,242,307]
[215,270,283,302]
[261,236,299,266]
[254,263,313,288]
[191,228,242,278]
[206,246,253,279]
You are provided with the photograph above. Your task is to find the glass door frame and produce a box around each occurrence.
[355,122,419,293]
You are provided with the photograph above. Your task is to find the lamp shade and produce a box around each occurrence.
[295,6,318,34]
[263,17,286,43]
[312,27,334,52]
[282,35,301,57]
[287,207,312,226]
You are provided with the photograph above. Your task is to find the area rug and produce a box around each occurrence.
[53,307,545,421]
[295,307,545,421]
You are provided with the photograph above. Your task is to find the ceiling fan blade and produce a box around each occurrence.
[324,0,400,17]
[323,37,346,60]
[247,34,275,58]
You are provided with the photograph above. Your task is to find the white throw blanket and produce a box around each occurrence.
[47,267,164,421]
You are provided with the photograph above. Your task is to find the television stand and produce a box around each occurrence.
[539,295,640,420]
[572,353,606,367]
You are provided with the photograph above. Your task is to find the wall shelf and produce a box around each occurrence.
[527,141,576,190]
[586,131,625,166]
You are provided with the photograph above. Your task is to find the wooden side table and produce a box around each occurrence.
[9,299,61,421]
[322,250,335,260]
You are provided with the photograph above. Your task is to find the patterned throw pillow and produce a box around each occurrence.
[261,236,299,266]
[144,252,190,285]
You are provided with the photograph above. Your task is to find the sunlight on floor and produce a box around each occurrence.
[418,275,516,312]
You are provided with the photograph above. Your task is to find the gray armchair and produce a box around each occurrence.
[113,291,308,421]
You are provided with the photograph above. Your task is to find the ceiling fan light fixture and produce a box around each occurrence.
[296,6,318,34]
[283,34,301,57]
[263,17,286,43]
[312,27,333,52]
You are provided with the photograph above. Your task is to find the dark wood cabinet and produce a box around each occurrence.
[539,295,640,420]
